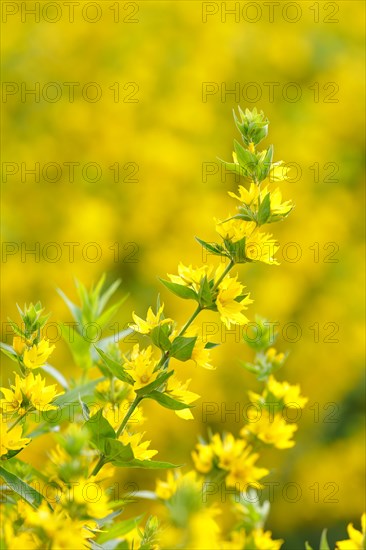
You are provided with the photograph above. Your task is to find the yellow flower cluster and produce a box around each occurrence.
[192,432,268,488]
[13,336,55,370]
[0,337,62,458]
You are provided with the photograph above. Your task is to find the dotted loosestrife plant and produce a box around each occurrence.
[1,108,363,550]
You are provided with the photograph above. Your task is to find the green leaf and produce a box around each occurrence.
[98,278,121,314]
[147,391,193,411]
[198,276,214,308]
[104,439,134,463]
[112,459,181,469]
[42,363,69,389]
[0,466,48,509]
[150,325,172,352]
[218,158,246,178]
[78,395,90,421]
[195,237,225,257]
[97,515,144,544]
[225,237,246,263]
[60,322,92,369]
[204,342,219,349]
[94,347,135,386]
[159,279,197,301]
[320,529,330,550]
[305,543,314,550]
[57,288,82,325]
[234,140,257,174]
[135,371,173,396]
[53,378,103,410]
[85,410,116,452]
[7,319,26,338]
[97,295,129,329]
[170,336,197,361]
[258,144,273,181]
[0,342,19,363]
[257,192,271,225]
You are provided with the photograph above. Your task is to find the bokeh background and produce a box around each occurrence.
[1,1,365,548]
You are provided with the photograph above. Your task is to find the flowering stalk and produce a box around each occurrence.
[0,108,363,550]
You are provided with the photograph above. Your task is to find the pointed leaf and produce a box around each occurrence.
[195,238,225,257]
[57,288,82,325]
[198,276,214,308]
[0,466,48,509]
[257,193,271,225]
[97,295,129,329]
[147,391,193,411]
[98,279,121,313]
[135,371,173,396]
[159,279,197,301]
[320,529,330,550]
[85,411,115,453]
[170,336,197,362]
[0,342,19,363]
[95,347,135,385]
[104,439,134,463]
[204,342,219,349]
[150,325,172,352]
[97,515,144,544]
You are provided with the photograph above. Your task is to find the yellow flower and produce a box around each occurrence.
[120,431,158,461]
[186,326,214,370]
[267,376,308,409]
[0,414,30,456]
[0,382,23,415]
[192,443,214,473]
[336,513,366,550]
[12,336,27,356]
[124,344,158,390]
[243,411,297,449]
[166,375,200,420]
[168,262,213,292]
[267,187,293,217]
[225,451,269,488]
[156,470,177,500]
[265,347,285,367]
[155,470,202,501]
[229,183,292,218]
[60,482,110,520]
[229,182,258,206]
[23,339,55,369]
[252,528,284,550]
[131,304,172,334]
[24,502,96,548]
[267,160,291,182]
[0,372,63,416]
[210,432,268,487]
[221,528,283,550]
[246,230,279,265]
[215,271,253,329]
[216,219,279,264]
[1,521,39,550]
[216,218,256,244]
[210,432,247,470]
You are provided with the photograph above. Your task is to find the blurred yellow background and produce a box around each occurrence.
[1,1,365,547]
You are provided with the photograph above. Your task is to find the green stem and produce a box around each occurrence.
[177,304,202,338]
[212,259,235,291]
[90,455,106,478]
[6,414,25,432]
[116,396,142,438]
[90,396,143,478]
